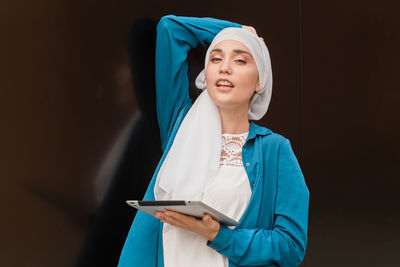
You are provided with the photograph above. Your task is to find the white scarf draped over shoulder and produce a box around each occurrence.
[154,27,273,201]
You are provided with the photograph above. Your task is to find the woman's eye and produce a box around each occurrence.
[235,59,246,64]
[211,58,222,62]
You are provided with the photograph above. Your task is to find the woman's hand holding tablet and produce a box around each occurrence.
[155,210,220,242]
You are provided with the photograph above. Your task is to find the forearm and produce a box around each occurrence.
[208,224,307,267]
[155,15,241,150]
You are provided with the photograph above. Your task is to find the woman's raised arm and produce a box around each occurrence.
[155,15,241,151]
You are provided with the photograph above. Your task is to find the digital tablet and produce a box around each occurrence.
[126,200,238,226]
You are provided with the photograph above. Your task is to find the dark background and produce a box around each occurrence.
[1,0,399,266]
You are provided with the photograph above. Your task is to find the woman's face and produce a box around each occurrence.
[205,39,259,112]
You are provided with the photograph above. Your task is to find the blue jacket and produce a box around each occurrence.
[118,15,309,267]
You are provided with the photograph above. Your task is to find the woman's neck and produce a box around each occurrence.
[218,106,250,134]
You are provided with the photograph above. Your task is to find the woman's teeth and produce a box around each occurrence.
[217,80,233,87]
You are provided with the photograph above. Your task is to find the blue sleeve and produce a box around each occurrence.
[208,139,310,267]
[155,15,241,151]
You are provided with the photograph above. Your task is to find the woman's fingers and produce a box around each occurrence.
[243,25,265,43]
[242,25,257,35]
[165,211,197,223]
[158,210,199,228]
[163,213,186,227]
[155,211,220,241]
[202,214,214,224]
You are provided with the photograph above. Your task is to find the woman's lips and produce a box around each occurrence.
[217,85,233,92]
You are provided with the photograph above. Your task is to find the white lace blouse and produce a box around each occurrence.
[162,132,252,267]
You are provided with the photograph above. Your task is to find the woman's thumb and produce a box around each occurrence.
[203,214,211,221]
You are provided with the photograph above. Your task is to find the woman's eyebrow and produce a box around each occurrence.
[210,48,253,58]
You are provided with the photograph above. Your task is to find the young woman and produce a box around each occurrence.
[118,15,309,267]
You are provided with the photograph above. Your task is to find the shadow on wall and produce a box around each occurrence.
[77,19,162,267]
[77,16,208,266]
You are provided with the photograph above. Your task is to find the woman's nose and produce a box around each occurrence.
[219,59,232,74]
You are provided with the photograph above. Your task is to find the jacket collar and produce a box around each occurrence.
[247,122,272,141]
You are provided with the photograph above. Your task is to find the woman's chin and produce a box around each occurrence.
[208,88,244,108]
[211,98,241,111]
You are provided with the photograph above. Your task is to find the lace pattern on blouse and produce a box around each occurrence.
[220,133,248,167]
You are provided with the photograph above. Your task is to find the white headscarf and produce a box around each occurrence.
[154,27,273,201]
